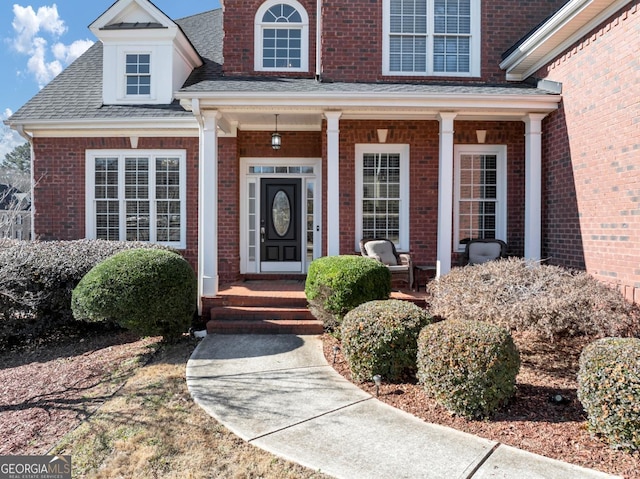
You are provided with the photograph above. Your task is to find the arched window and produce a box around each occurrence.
[255,0,309,72]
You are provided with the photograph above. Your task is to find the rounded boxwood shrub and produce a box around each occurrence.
[72,249,196,342]
[427,257,640,339]
[417,320,520,419]
[305,255,391,331]
[341,300,433,383]
[0,239,172,350]
[577,337,640,452]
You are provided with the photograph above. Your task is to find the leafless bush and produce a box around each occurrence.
[426,257,640,340]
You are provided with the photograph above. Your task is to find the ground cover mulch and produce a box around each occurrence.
[0,327,161,456]
[322,331,640,479]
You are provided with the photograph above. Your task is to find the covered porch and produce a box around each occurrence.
[176,79,561,311]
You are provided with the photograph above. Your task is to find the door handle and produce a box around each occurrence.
[260,226,265,243]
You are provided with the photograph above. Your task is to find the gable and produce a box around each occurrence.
[90,0,174,31]
[89,0,202,106]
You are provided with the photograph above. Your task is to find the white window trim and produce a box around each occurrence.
[254,0,309,72]
[453,144,507,252]
[382,0,481,77]
[355,144,410,252]
[85,149,187,249]
[118,48,155,102]
[239,157,322,274]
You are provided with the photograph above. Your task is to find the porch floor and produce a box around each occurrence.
[212,279,427,305]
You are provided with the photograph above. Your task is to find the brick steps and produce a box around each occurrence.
[205,280,323,335]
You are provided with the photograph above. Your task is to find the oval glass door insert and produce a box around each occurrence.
[272,190,291,237]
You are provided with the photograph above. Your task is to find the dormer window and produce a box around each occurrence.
[255,0,309,72]
[125,54,151,96]
[382,0,481,77]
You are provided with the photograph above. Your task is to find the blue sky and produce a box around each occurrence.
[1,0,221,161]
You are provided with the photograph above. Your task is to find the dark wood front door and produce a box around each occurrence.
[260,178,301,264]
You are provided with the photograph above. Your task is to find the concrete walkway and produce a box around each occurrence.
[186,334,620,479]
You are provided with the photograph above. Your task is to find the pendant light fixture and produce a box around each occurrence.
[271,114,282,150]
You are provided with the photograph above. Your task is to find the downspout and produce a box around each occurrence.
[316,0,322,80]
[16,125,35,241]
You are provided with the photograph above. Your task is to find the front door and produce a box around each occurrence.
[260,178,302,271]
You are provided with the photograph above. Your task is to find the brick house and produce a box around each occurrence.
[5,0,638,310]
[0,184,31,241]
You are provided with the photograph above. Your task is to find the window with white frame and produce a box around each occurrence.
[125,53,151,96]
[86,151,186,248]
[255,0,309,72]
[383,0,480,76]
[454,145,507,251]
[356,144,410,251]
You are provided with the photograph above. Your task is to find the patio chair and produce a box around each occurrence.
[463,238,508,265]
[360,238,413,288]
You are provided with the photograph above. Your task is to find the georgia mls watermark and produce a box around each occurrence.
[0,456,71,479]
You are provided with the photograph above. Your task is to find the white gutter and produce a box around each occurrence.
[500,0,633,80]
[178,91,562,111]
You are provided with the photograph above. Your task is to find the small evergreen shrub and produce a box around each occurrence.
[305,255,391,331]
[577,337,640,452]
[427,258,640,339]
[341,300,433,383]
[417,320,520,419]
[72,249,197,342]
[0,239,172,348]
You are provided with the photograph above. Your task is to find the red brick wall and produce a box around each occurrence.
[319,119,526,268]
[31,137,200,272]
[222,0,317,77]
[223,0,565,82]
[540,1,640,302]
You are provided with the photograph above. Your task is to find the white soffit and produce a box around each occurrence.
[501,0,633,81]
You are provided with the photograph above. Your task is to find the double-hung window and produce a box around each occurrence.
[383,0,480,76]
[125,53,151,96]
[255,0,309,72]
[356,144,410,251]
[86,150,186,248]
[454,145,507,251]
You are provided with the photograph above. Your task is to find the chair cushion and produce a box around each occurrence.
[468,242,502,265]
[364,240,397,266]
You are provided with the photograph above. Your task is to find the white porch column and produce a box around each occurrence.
[522,113,546,261]
[198,109,220,308]
[325,111,342,256]
[436,112,457,277]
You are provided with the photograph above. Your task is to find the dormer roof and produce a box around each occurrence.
[89,0,202,69]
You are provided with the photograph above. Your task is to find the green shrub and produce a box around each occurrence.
[341,300,433,383]
[417,320,520,419]
[427,257,640,339]
[577,338,640,452]
[305,255,391,331]
[72,249,196,342]
[0,240,172,348]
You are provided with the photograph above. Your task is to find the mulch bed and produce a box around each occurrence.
[322,331,640,479]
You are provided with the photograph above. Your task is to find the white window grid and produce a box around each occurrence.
[125,53,151,96]
[454,145,507,252]
[355,144,410,251]
[87,151,186,248]
[383,0,480,76]
[255,0,309,72]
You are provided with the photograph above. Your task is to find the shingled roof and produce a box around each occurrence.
[8,6,554,125]
[8,9,222,123]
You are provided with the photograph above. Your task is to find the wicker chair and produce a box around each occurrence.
[360,238,413,288]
